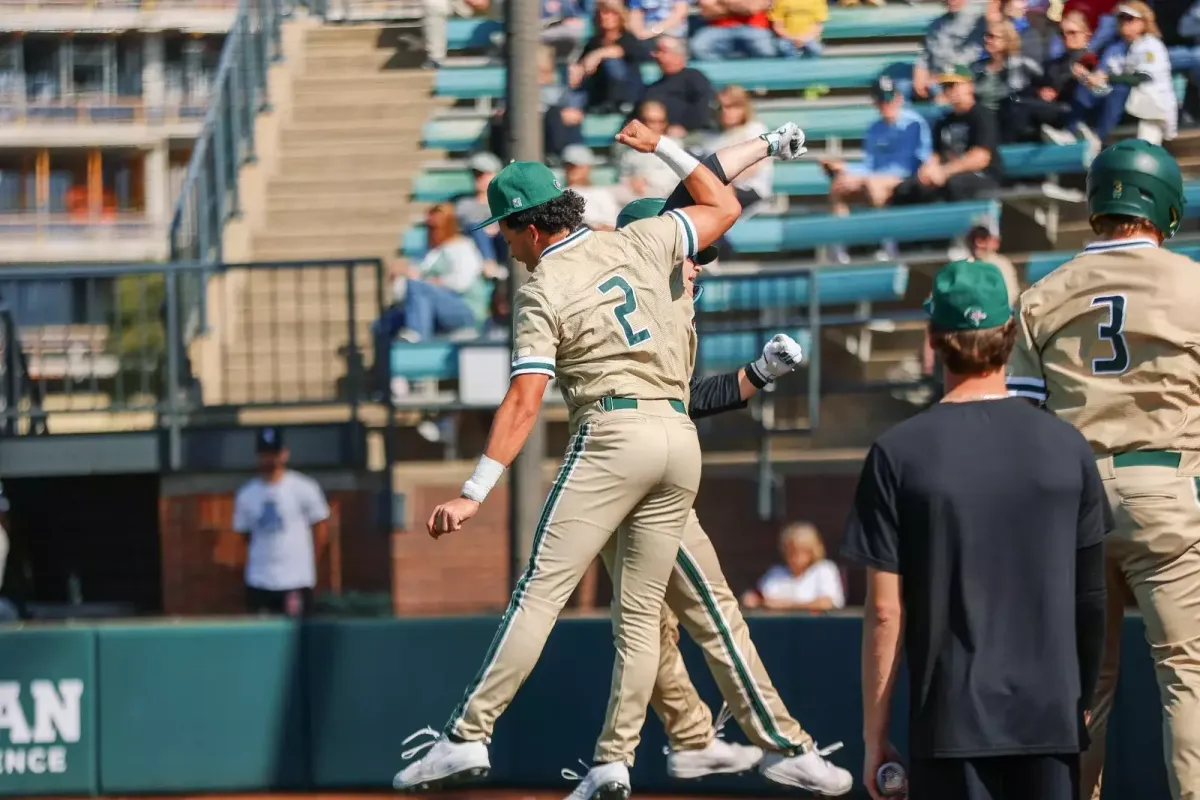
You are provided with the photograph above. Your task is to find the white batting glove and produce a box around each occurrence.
[760,122,808,161]
[747,334,804,387]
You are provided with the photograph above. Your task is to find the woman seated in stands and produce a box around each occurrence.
[971,18,1047,142]
[377,204,488,344]
[1077,1,1177,143]
[742,522,846,612]
[699,85,774,213]
[569,0,652,114]
[1037,10,1104,147]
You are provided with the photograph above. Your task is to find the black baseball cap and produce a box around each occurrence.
[256,426,284,453]
[871,75,899,103]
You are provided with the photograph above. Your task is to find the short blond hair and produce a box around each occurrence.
[988,18,1022,57]
[779,522,825,561]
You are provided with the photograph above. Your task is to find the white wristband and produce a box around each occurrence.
[461,455,505,503]
[653,135,701,180]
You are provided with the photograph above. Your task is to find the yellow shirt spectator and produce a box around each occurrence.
[769,0,828,42]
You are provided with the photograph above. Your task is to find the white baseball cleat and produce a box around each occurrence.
[561,759,631,800]
[668,738,765,779]
[761,122,808,161]
[392,727,490,792]
[666,704,765,779]
[758,741,854,796]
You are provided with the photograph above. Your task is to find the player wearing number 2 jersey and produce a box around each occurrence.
[395,120,805,800]
[1006,139,1200,800]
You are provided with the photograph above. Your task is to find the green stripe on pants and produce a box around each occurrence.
[674,545,799,752]
[444,424,591,736]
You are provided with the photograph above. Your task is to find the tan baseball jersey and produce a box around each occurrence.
[1007,237,1200,455]
[510,211,701,413]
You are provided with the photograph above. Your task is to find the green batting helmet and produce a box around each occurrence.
[1086,139,1185,239]
[616,198,719,265]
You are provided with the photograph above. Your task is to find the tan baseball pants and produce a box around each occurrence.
[600,509,813,754]
[1082,453,1200,800]
[446,399,702,766]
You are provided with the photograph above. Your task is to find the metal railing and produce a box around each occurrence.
[0,100,210,125]
[169,0,282,267]
[0,258,385,463]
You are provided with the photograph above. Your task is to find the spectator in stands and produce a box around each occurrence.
[1062,0,1120,55]
[627,0,691,39]
[1001,0,1059,64]
[1175,1,1200,121]
[1081,2,1176,143]
[690,0,778,60]
[823,76,931,263]
[741,522,846,612]
[643,36,717,133]
[911,0,987,101]
[454,152,505,273]
[769,0,829,58]
[570,0,652,114]
[541,0,591,59]
[966,224,1019,302]
[1038,11,1104,145]
[381,204,485,343]
[699,86,773,211]
[971,18,1047,142]
[490,46,585,162]
[893,66,1001,204]
[423,0,490,67]
[562,145,622,229]
[619,99,682,197]
[480,282,511,340]
[232,427,330,618]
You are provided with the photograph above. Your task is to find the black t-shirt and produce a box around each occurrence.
[932,104,1001,177]
[580,31,652,66]
[841,398,1111,759]
[643,67,717,132]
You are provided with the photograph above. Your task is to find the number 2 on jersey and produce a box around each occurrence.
[598,275,651,347]
[1091,294,1130,375]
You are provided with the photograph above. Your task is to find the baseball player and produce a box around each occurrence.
[1005,139,1199,800]
[603,169,851,797]
[394,120,809,800]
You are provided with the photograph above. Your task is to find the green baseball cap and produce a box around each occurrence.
[938,64,973,84]
[925,259,1013,331]
[616,198,720,265]
[471,161,564,231]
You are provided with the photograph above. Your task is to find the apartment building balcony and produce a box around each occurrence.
[0,212,167,261]
[0,0,239,35]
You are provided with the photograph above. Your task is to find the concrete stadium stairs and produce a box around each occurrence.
[200,23,447,406]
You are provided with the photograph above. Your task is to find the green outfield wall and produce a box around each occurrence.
[0,615,1167,799]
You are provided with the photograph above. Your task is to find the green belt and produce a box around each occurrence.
[600,396,686,414]
[1111,450,1181,469]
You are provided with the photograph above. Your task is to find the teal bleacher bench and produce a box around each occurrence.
[422,103,943,152]
[1025,239,1200,284]
[443,6,940,52]
[389,264,908,381]
[434,54,916,99]
[414,143,1087,202]
[402,199,999,257]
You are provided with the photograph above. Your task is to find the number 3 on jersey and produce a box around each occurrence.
[1091,294,1130,375]
[598,275,651,347]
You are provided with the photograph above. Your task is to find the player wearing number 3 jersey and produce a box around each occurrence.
[394,119,806,800]
[1005,139,1200,800]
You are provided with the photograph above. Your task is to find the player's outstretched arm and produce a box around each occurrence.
[689,333,804,419]
[615,120,739,250]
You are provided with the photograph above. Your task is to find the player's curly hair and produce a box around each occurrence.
[930,319,1017,376]
[503,190,587,234]
[1090,213,1163,241]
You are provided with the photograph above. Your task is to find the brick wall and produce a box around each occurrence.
[391,469,862,616]
[159,477,388,615]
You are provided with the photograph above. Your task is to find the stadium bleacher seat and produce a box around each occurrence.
[401,199,998,257]
[414,143,1087,202]
[433,54,916,99]
[443,6,940,52]
[422,103,942,152]
[1025,240,1200,284]
[389,264,908,381]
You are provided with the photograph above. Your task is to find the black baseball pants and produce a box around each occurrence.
[910,753,1080,800]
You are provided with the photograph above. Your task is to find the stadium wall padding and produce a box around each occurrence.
[0,615,1170,798]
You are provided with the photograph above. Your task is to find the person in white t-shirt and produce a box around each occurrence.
[232,427,330,618]
[1084,2,1177,142]
[742,522,846,612]
[561,144,621,231]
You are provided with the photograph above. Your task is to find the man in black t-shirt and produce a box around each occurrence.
[891,67,1001,205]
[841,259,1111,800]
